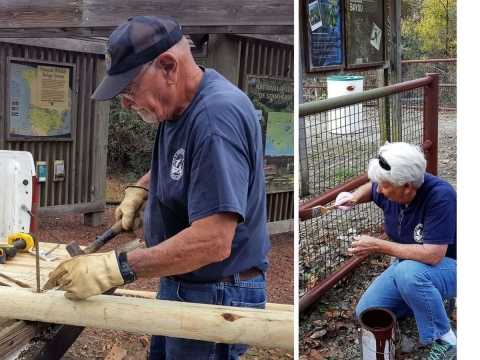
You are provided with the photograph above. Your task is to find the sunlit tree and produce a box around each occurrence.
[414,0,456,58]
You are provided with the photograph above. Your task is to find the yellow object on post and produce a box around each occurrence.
[7,232,35,252]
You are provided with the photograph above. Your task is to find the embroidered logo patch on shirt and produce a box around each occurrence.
[414,223,424,243]
[170,148,185,180]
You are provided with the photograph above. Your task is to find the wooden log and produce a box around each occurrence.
[112,289,294,313]
[1,287,293,351]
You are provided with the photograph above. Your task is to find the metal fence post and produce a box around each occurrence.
[424,73,439,176]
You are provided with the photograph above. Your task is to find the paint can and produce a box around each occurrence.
[358,307,396,360]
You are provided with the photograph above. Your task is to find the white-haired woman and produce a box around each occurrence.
[335,142,456,360]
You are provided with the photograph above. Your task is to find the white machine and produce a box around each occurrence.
[0,150,37,238]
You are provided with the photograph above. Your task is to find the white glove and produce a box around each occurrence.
[334,192,356,212]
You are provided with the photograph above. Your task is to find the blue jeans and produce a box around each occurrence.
[149,272,267,360]
[356,258,456,345]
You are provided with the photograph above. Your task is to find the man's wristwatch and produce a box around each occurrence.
[118,252,137,284]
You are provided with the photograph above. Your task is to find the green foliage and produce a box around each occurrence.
[107,97,157,179]
[416,0,457,57]
[401,20,425,59]
[402,0,457,59]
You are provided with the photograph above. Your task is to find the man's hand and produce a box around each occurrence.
[334,192,356,212]
[47,250,124,300]
[115,186,148,230]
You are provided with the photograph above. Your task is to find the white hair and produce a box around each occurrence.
[144,36,190,76]
[367,142,427,188]
[170,36,191,53]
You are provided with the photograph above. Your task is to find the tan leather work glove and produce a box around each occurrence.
[115,186,148,230]
[132,201,147,230]
[47,250,124,300]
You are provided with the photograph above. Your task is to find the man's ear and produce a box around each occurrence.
[156,53,178,84]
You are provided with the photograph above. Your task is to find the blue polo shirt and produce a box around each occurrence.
[142,67,270,281]
[371,173,456,260]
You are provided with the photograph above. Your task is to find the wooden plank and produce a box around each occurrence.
[1,287,294,351]
[37,201,105,217]
[236,34,294,46]
[0,320,51,359]
[0,242,80,288]
[205,34,241,85]
[0,25,293,38]
[0,38,106,54]
[0,1,293,29]
[84,54,109,227]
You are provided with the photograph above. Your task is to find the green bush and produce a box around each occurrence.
[107,97,157,180]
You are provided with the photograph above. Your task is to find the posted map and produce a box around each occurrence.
[265,112,294,156]
[9,61,72,137]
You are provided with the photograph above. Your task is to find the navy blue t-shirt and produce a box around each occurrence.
[371,173,456,260]
[143,67,270,281]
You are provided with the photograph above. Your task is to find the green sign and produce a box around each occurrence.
[244,75,294,193]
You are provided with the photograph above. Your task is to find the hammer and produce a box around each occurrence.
[65,219,124,257]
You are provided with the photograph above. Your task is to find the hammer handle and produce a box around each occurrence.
[66,219,124,257]
[84,220,124,254]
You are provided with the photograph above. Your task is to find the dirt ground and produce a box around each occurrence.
[30,176,294,360]
[299,110,457,360]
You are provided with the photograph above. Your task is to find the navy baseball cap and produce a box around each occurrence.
[92,15,183,101]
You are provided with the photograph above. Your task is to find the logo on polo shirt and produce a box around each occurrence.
[414,223,424,243]
[171,148,185,180]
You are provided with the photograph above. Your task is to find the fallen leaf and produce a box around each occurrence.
[310,329,327,339]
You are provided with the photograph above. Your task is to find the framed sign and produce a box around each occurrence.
[304,0,343,72]
[244,75,294,193]
[345,0,385,69]
[7,57,75,140]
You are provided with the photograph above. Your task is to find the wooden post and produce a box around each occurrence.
[0,287,294,351]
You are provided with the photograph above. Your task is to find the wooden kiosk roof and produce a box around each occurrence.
[0,0,294,37]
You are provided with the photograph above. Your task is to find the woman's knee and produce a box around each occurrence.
[392,260,424,290]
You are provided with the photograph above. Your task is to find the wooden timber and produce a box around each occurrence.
[1,287,294,351]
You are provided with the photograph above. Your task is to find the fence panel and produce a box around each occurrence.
[299,76,438,304]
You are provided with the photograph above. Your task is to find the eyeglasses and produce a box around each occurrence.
[118,60,154,101]
[398,210,404,236]
[378,153,391,171]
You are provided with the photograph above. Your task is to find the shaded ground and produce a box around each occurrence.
[30,177,294,360]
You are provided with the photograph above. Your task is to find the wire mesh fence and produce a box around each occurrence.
[402,60,456,109]
[299,86,427,297]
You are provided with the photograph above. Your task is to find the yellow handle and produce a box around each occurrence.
[7,232,35,252]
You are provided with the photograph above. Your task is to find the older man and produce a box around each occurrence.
[48,14,270,360]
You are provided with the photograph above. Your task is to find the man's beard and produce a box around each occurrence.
[134,107,159,124]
